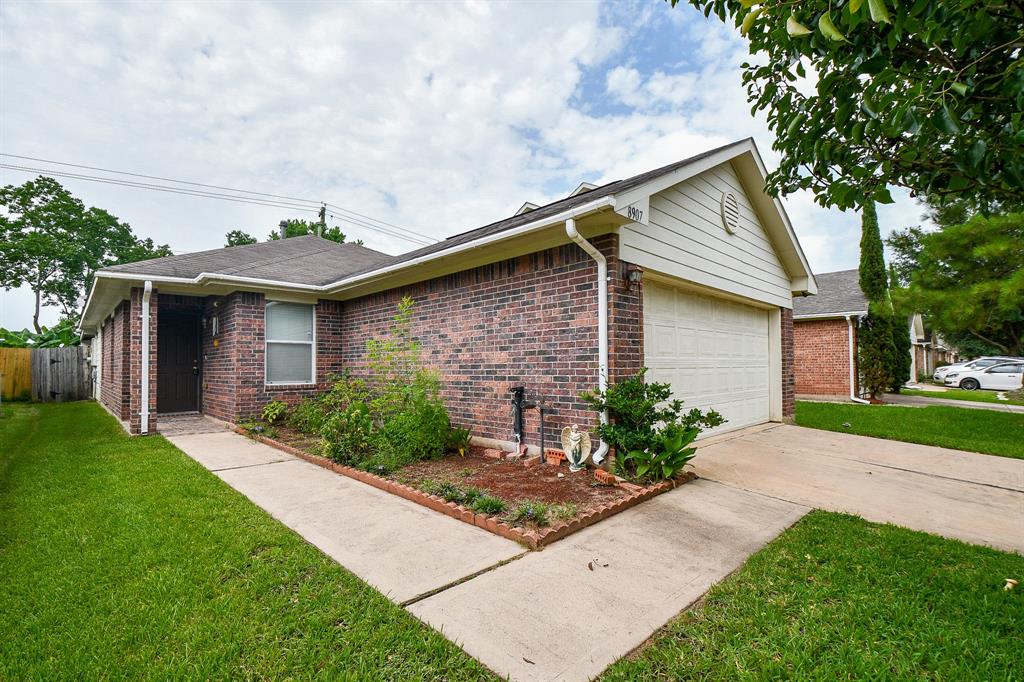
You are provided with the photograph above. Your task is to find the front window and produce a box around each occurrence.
[265,302,314,384]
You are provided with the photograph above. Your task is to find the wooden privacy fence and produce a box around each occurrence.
[0,346,92,402]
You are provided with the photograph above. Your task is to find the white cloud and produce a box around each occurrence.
[0,0,923,329]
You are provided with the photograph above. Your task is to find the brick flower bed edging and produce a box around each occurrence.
[229,425,697,549]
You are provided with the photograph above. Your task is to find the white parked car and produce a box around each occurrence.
[944,361,1024,391]
[934,357,1018,381]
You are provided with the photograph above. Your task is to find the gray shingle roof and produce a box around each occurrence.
[100,235,393,286]
[341,138,751,278]
[792,269,867,318]
[99,138,750,287]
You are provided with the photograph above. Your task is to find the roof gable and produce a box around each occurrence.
[792,269,868,318]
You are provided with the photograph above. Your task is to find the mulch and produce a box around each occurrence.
[392,447,631,507]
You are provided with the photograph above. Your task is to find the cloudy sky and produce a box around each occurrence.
[0,0,925,329]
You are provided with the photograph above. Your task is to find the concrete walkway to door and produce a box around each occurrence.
[165,423,525,603]
[164,419,808,682]
[694,424,1024,554]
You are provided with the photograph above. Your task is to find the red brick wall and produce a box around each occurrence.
[128,287,158,434]
[200,292,345,422]
[99,299,131,421]
[793,318,854,396]
[781,307,795,418]
[338,235,641,447]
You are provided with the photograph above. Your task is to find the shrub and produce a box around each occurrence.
[261,400,288,425]
[321,401,373,465]
[316,298,461,472]
[470,495,506,515]
[289,397,327,434]
[583,369,724,481]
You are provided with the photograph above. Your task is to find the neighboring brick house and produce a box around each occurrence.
[794,270,931,398]
[79,139,817,450]
[792,269,869,398]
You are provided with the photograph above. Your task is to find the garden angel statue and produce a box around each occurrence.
[560,424,591,473]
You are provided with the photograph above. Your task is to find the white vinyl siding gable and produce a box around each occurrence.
[619,161,793,308]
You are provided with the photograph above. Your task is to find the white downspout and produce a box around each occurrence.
[565,217,610,466]
[141,281,153,434]
[847,314,869,404]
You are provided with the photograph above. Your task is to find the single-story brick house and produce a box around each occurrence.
[793,269,932,398]
[792,269,868,399]
[79,139,816,453]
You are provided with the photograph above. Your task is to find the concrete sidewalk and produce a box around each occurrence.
[410,479,806,682]
[168,424,807,682]
[883,392,1024,413]
[167,429,525,603]
[695,424,1024,554]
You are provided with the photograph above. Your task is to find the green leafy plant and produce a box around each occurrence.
[238,417,277,441]
[321,401,373,465]
[289,397,328,434]
[549,502,578,523]
[624,424,699,480]
[583,369,724,480]
[675,0,1023,210]
[470,495,507,515]
[316,300,458,473]
[0,318,81,348]
[445,426,472,456]
[502,501,550,528]
[261,400,288,425]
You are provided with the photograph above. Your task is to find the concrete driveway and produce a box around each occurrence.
[695,424,1024,554]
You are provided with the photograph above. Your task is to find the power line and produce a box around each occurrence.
[0,163,321,214]
[325,210,432,246]
[1,162,435,247]
[0,152,440,243]
[1,152,321,207]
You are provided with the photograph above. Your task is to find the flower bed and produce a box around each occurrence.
[237,425,695,549]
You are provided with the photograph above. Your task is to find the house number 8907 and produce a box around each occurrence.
[626,205,644,222]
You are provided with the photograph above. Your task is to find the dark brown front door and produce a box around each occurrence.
[157,313,200,413]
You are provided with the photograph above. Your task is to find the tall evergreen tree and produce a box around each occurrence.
[889,265,912,390]
[857,202,896,399]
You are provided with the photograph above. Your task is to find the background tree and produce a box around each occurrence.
[0,176,171,332]
[676,0,1024,210]
[896,212,1024,356]
[268,218,347,243]
[856,202,897,398]
[224,218,365,247]
[225,230,258,247]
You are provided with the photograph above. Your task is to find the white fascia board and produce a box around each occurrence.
[323,195,618,294]
[79,195,618,330]
[793,310,868,320]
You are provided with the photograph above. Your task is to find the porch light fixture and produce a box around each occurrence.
[625,265,643,290]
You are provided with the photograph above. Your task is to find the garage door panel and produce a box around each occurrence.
[644,280,770,435]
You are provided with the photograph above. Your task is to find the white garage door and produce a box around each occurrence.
[644,280,771,436]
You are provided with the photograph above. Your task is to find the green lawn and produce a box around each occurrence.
[4,402,1022,680]
[795,400,1024,459]
[0,402,491,680]
[902,387,1024,406]
[603,512,1023,680]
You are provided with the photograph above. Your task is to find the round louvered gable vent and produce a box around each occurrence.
[720,192,740,234]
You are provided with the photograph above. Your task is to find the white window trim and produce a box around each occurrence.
[264,301,317,386]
